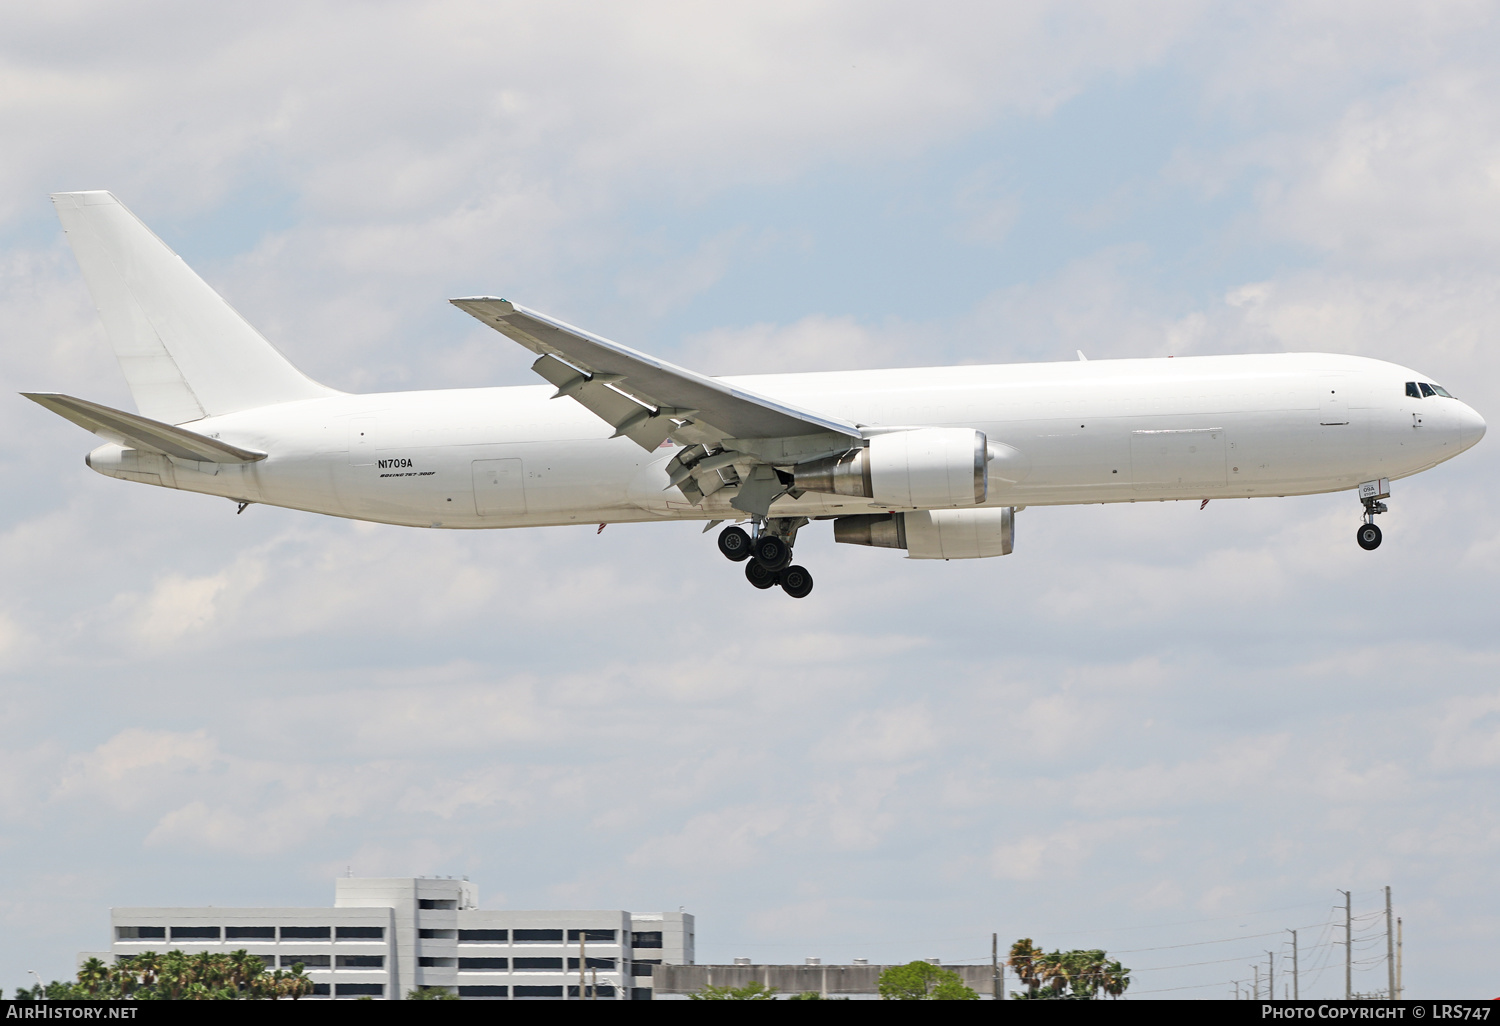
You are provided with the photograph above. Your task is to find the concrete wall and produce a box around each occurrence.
[654,963,1003,998]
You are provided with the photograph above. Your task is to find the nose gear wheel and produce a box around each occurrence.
[1356,479,1390,551]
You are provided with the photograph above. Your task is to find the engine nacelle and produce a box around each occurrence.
[833,507,1015,559]
[794,428,987,507]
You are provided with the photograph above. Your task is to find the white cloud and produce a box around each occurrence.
[992,818,1169,882]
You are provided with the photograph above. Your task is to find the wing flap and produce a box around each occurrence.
[23,392,266,463]
[451,297,860,449]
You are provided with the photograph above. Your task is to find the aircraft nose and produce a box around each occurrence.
[1460,402,1486,450]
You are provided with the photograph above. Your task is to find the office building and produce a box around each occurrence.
[89,876,693,1000]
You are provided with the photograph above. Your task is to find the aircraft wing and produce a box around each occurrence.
[22,392,267,463]
[450,298,861,451]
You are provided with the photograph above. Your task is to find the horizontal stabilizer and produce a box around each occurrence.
[22,392,266,463]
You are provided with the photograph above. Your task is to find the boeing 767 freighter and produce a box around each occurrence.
[25,192,1486,598]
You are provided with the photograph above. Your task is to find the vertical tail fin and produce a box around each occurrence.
[51,191,338,423]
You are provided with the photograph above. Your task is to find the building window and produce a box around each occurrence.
[115,927,166,940]
[418,957,456,968]
[170,926,220,940]
[567,957,616,971]
[513,929,563,942]
[457,986,508,998]
[630,960,660,977]
[281,955,331,969]
[567,929,617,943]
[457,958,509,970]
[631,988,653,1001]
[311,984,330,996]
[280,926,331,939]
[568,985,617,998]
[225,926,275,940]
[420,929,457,939]
[631,931,663,949]
[457,929,508,942]
[336,955,385,968]
[418,899,457,910]
[336,926,384,940]
[513,986,564,998]
[248,955,275,967]
[335,983,384,997]
[511,957,564,971]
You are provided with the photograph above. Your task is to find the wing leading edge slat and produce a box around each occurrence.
[450,297,860,450]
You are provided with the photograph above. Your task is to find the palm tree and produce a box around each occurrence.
[276,965,314,1000]
[1007,939,1044,997]
[1101,960,1131,999]
[225,949,266,995]
[77,957,110,997]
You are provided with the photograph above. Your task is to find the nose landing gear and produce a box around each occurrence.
[718,518,813,598]
[1356,478,1390,551]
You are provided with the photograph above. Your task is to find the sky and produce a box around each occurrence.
[2,0,1499,1000]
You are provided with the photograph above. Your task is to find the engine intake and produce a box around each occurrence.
[833,507,1015,559]
[794,428,988,507]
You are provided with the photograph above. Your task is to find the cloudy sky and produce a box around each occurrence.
[3,0,1499,999]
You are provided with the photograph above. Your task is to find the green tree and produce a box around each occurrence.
[408,986,461,999]
[14,948,315,1001]
[1008,940,1130,1000]
[877,961,979,1000]
[691,980,779,1000]
[1008,939,1045,998]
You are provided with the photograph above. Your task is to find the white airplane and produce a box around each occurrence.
[27,192,1486,599]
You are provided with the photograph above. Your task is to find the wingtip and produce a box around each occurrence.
[450,296,511,307]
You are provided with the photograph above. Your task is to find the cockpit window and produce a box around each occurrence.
[1432,384,1454,398]
[1406,382,1421,398]
[1419,382,1436,398]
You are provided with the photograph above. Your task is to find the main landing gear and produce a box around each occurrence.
[1356,478,1390,551]
[718,520,813,598]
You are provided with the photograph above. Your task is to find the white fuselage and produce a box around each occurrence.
[86,352,1486,528]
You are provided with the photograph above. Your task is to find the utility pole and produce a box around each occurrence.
[1289,929,1299,1000]
[579,930,587,1000]
[1253,964,1260,1001]
[1268,951,1275,1001]
[1341,889,1352,1000]
[1385,886,1395,1000]
[1397,918,1403,1000]
[992,933,1001,1001]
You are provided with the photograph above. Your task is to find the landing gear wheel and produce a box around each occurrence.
[1357,523,1383,551]
[745,560,779,589]
[718,525,752,562]
[779,565,814,599]
[751,534,791,570]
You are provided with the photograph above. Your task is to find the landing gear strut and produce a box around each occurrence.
[718,519,814,598]
[1356,478,1390,551]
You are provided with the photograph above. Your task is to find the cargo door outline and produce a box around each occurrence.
[473,458,527,515]
[1130,428,1228,490]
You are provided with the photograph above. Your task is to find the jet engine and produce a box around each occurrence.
[833,507,1016,559]
[794,428,987,507]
